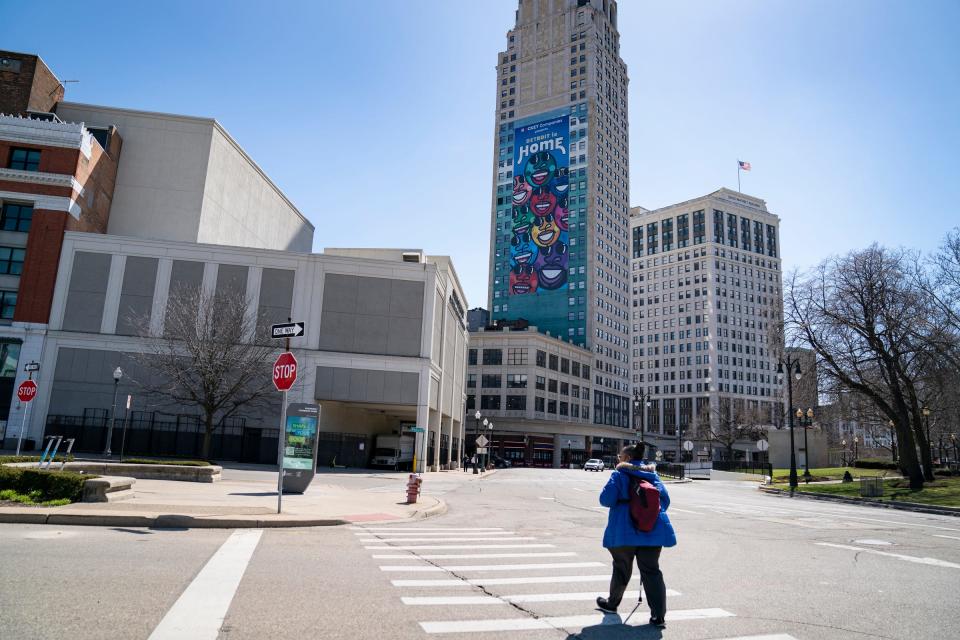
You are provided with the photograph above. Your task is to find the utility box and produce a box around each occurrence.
[859,476,884,498]
[282,403,321,494]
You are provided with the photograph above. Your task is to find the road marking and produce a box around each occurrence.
[710,635,799,640]
[816,542,960,569]
[355,531,518,537]
[539,496,556,500]
[147,529,263,640]
[365,544,554,550]
[933,534,960,541]
[380,561,605,572]
[392,574,635,587]
[669,508,704,515]
[350,527,504,532]
[401,589,680,606]
[359,536,536,543]
[371,552,577,559]
[419,609,735,633]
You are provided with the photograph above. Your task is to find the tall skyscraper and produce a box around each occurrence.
[488,0,631,428]
[629,189,783,461]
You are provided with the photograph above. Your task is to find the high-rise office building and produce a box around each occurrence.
[629,189,783,460]
[488,0,631,429]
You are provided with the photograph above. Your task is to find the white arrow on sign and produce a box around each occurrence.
[271,322,305,339]
[475,435,489,448]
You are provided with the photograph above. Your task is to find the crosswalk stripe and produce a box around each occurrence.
[710,635,798,640]
[365,544,555,550]
[359,537,536,543]
[815,542,960,569]
[371,552,577,560]
[401,589,681,606]
[380,561,605,572]
[419,608,735,633]
[350,527,504,532]
[392,574,631,587]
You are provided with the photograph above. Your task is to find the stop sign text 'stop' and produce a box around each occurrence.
[17,380,38,402]
[273,352,298,391]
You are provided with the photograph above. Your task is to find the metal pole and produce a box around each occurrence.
[277,389,288,514]
[15,400,33,456]
[119,403,131,463]
[802,417,811,482]
[105,378,119,457]
[787,360,798,491]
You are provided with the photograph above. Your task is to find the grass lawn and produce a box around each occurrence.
[771,467,893,483]
[0,488,71,507]
[774,477,960,508]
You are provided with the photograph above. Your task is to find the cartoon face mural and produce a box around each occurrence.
[510,230,539,266]
[524,151,557,187]
[508,114,570,299]
[511,205,535,236]
[529,186,558,218]
[509,262,539,295]
[536,239,568,290]
[532,213,560,248]
[512,175,532,207]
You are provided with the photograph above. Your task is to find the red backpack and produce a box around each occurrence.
[627,477,661,532]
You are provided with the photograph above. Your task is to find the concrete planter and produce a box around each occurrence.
[82,476,135,502]
[9,462,222,483]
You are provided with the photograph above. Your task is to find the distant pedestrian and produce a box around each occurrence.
[596,443,676,628]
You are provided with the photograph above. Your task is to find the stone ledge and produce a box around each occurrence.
[82,476,135,503]
[7,462,222,483]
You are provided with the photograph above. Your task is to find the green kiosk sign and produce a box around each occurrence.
[282,402,320,493]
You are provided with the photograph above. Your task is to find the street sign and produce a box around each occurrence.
[683,440,694,452]
[272,352,298,391]
[757,439,770,452]
[271,322,305,339]
[24,362,39,372]
[17,380,37,403]
[409,427,425,433]
[475,435,489,448]
[476,447,488,454]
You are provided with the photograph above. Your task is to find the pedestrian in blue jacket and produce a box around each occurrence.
[597,443,676,628]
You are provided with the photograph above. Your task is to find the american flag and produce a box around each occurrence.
[738,160,752,171]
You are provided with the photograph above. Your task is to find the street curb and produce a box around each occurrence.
[0,495,450,529]
[759,487,960,517]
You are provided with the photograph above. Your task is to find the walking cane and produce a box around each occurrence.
[622,584,643,625]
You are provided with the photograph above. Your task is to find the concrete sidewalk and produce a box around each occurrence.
[0,467,498,528]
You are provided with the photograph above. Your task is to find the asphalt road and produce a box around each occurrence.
[2,468,959,640]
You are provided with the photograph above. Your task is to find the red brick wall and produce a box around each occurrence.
[0,52,63,115]
[12,210,67,323]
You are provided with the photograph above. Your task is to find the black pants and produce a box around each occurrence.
[606,546,666,619]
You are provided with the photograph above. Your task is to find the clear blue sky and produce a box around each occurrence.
[3,0,958,307]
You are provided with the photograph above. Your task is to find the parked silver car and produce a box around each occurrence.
[583,458,605,471]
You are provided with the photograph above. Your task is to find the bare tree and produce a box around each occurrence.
[131,286,276,459]
[785,246,933,489]
[696,398,766,462]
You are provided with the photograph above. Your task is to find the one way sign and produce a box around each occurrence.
[271,322,305,339]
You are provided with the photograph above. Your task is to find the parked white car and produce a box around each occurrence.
[583,458,605,471]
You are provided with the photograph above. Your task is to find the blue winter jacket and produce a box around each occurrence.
[599,460,677,549]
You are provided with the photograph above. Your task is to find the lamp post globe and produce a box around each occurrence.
[104,367,123,457]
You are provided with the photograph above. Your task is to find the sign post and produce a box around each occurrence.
[15,378,38,455]
[272,351,298,513]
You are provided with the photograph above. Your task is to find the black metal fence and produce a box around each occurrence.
[657,462,685,480]
[316,432,371,468]
[712,460,773,477]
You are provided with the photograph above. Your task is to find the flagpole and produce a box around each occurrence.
[737,161,741,192]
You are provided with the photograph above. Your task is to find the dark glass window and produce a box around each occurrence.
[548,399,557,414]
[535,396,545,412]
[677,214,689,248]
[506,374,527,388]
[693,210,705,244]
[1,203,33,232]
[559,402,569,416]
[506,395,526,410]
[646,222,658,254]
[535,375,545,390]
[632,226,643,258]
[466,374,476,388]
[507,347,528,365]
[8,148,40,172]
[468,349,477,365]
[549,354,559,370]
[480,395,501,410]
[560,358,569,374]
[466,395,475,410]
[481,374,502,388]
[713,210,724,244]
[482,349,502,365]
[582,365,590,380]
[536,350,547,367]
[548,378,558,393]
[662,218,674,252]
[0,291,16,319]
[571,362,581,377]
[0,247,26,275]
[560,382,569,396]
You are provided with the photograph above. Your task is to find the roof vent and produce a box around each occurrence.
[402,252,422,263]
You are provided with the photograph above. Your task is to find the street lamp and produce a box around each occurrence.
[776,355,803,491]
[482,418,489,472]
[796,408,814,482]
[922,407,931,463]
[472,410,482,474]
[841,439,847,467]
[633,388,651,446]
[487,420,494,470]
[888,419,898,462]
[104,366,123,457]
[853,435,859,463]
[951,434,958,465]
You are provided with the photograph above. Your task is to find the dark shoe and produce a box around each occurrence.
[649,616,666,628]
[596,597,618,614]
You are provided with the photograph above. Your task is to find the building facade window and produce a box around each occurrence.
[0,248,26,275]
[466,373,476,388]
[482,348,503,365]
[560,358,570,374]
[535,396,545,412]
[468,349,477,365]
[0,203,33,232]
[8,148,41,172]
[507,347,528,365]
[549,354,559,370]
[506,374,527,388]
[548,378,558,393]
[480,395,501,410]
[535,375,546,390]
[506,395,526,410]
[0,291,16,319]
[481,374,502,388]
[536,350,547,367]
[548,399,557,413]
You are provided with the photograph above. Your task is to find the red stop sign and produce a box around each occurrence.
[17,379,37,403]
[273,352,298,391]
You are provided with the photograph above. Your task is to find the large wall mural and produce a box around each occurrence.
[509,114,569,297]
